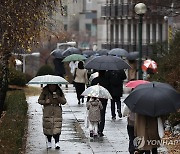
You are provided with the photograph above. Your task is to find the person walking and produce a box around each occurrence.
[107,70,127,120]
[134,114,160,154]
[91,70,110,137]
[86,97,103,138]
[38,84,67,149]
[73,61,88,104]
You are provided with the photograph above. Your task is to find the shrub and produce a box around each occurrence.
[36,64,54,76]
[0,90,28,154]
[8,67,27,86]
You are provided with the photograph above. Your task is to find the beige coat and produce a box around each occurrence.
[87,99,103,122]
[38,86,66,135]
[74,68,88,84]
[134,114,160,150]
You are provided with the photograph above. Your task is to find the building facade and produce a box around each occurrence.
[101,0,177,57]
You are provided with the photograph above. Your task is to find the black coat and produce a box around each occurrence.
[107,70,127,97]
[91,74,110,91]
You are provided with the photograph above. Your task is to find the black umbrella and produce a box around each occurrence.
[82,50,97,57]
[84,55,131,70]
[97,49,109,56]
[62,47,81,57]
[50,49,64,59]
[127,51,139,60]
[124,81,180,117]
[108,48,129,57]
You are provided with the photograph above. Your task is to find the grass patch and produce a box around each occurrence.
[0,90,28,154]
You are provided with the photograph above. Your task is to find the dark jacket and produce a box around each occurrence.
[91,73,110,91]
[107,70,127,97]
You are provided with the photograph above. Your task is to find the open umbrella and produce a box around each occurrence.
[84,55,131,70]
[125,80,150,88]
[28,75,68,84]
[124,81,180,117]
[82,50,96,57]
[97,49,109,56]
[108,48,129,57]
[62,47,81,57]
[50,49,64,59]
[62,54,87,62]
[127,52,139,60]
[81,84,112,99]
[142,59,157,73]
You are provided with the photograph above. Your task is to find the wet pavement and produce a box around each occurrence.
[25,84,168,154]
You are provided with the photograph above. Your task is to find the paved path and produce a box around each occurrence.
[25,85,168,154]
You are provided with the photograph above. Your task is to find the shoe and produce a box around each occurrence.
[117,110,122,118]
[93,134,98,138]
[98,132,104,137]
[90,131,93,137]
[78,101,80,105]
[47,142,52,149]
[112,116,116,120]
[118,113,122,118]
[55,142,60,149]
[82,98,84,103]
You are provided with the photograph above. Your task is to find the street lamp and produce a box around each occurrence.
[135,3,147,79]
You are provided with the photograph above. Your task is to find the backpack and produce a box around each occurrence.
[110,70,126,85]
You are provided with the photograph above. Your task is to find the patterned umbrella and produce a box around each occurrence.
[81,84,112,99]
[142,59,157,73]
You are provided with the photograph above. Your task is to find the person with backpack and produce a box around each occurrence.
[107,70,127,120]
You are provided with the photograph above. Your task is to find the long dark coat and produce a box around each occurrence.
[38,86,66,135]
[107,70,127,97]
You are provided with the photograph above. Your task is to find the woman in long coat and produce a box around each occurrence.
[134,114,160,154]
[38,84,66,149]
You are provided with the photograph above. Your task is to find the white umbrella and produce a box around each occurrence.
[81,84,112,99]
[28,75,68,84]
[89,72,99,83]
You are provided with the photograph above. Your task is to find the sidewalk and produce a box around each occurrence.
[25,84,168,154]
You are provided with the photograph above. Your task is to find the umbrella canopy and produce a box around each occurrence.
[125,80,150,88]
[142,59,157,73]
[124,81,180,117]
[50,49,64,59]
[84,55,131,70]
[108,48,129,57]
[28,75,68,84]
[89,72,99,83]
[62,54,87,62]
[96,49,109,56]
[127,52,139,60]
[62,47,81,57]
[81,84,112,99]
[82,50,96,57]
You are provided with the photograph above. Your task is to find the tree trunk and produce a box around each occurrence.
[0,53,9,117]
